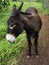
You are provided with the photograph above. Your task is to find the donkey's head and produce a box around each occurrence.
[6,2,24,43]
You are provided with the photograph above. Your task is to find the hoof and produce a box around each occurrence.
[36,55,39,58]
[27,55,30,59]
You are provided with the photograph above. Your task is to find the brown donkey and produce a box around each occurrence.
[6,2,42,58]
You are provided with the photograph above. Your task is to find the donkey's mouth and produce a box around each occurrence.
[6,34,16,43]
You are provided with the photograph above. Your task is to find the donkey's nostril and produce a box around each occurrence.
[9,40,15,43]
[9,41,10,42]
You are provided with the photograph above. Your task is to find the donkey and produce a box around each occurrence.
[6,2,42,58]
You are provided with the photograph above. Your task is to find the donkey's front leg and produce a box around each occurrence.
[34,32,39,58]
[26,33,32,58]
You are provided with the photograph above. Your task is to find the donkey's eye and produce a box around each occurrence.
[9,25,16,29]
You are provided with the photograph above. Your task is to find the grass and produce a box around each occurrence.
[0,1,49,65]
[0,10,27,65]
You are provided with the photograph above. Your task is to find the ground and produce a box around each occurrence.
[18,13,49,65]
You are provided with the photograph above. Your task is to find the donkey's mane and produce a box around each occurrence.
[20,11,31,15]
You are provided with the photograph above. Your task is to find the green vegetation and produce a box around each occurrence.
[0,12,27,65]
[1,2,49,14]
[0,0,10,9]
[0,2,49,65]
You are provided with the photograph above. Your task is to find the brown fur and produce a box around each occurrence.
[6,3,42,57]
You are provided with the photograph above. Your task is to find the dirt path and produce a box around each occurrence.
[19,15,49,65]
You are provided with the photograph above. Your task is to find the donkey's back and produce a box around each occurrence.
[24,7,42,32]
[26,7,38,14]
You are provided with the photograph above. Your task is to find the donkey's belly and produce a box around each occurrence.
[25,28,37,38]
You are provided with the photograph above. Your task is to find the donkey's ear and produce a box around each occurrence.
[17,2,23,12]
[11,4,17,16]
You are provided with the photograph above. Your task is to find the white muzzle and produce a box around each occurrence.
[6,34,16,43]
